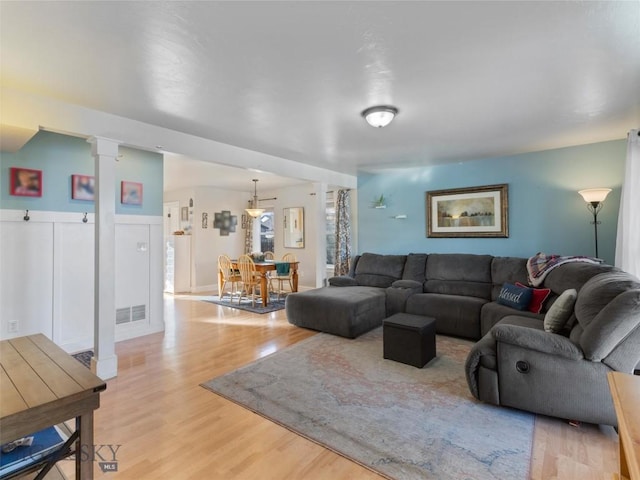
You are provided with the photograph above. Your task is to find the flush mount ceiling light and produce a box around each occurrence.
[245,179,265,218]
[361,105,398,128]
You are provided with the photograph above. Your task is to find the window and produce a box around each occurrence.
[259,210,274,253]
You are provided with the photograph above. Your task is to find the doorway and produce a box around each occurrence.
[163,201,180,237]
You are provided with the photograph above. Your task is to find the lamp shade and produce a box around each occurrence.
[578,188,612,204]
[245,179,265,218]
[362,106,398,128]
[245,208,264,218]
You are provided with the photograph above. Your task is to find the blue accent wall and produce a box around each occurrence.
[0,131,163,215]
[357,140,626,265]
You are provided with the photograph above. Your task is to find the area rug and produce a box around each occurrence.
[72,350,93,369]
[202,295,286,314]
[202,328,533,480]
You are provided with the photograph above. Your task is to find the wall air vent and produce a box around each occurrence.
[131,304,146,322]
[116,307,131,324]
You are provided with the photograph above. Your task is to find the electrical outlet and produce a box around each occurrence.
[298,270,304,277]
[8,320,18,334]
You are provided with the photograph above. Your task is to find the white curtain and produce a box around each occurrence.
[615,129,640,277]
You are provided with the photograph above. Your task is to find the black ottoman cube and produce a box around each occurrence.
[383,313,436,368]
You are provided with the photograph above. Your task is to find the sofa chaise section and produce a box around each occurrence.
[285,253,406,338]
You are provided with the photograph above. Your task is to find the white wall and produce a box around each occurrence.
[263,183,323,289]
[164,182,358,291]
[164,186,248,292]
[0,210,164,352]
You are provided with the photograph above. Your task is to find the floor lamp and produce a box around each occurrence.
[578,188,612,258]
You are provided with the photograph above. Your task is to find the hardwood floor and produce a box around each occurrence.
[61,293,618,479]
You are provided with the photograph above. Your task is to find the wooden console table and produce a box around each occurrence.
[0,334,106,479]
[608,371,640,480]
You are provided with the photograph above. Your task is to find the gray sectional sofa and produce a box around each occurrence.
[286,252,616,340]
[285,252,640,425]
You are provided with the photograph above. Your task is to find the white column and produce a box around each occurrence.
[88,136,119,380]
[313,182,328,288]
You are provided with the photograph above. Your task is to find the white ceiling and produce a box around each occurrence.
[1,1,639,191]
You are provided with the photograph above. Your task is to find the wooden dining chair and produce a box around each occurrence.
[218,254,241,301]
[272,253,296,299]
[237,254,260,306]
[262,251,276,294]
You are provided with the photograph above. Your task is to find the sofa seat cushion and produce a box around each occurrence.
[285,286,386,338]
[480,302,543,336]
[405,293,488,339]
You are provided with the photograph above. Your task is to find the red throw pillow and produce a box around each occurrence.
[515,282,551,314]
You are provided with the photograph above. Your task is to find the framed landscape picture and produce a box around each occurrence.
[71,174,95,201]
[121,181,143,205]
[426,184,508,238]
[10,167,42,197]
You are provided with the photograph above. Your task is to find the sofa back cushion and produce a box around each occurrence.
[490,257,529,300]
[542,262,615,298]
[354,253,406,288]
[574,271,640,329]
[347,255,361,277]
[579,289,640,362]
[424,254,493,299]
[402,253,428,282]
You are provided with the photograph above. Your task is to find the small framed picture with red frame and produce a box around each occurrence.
[10,167,42,197]
[121,181,143,205]
[71,174,95,201]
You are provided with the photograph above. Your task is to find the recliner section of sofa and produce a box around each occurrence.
[465,271,640,426]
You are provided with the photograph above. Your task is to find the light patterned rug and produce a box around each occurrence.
[202,328,533,480]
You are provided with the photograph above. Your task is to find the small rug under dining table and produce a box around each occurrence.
[202,294,286,314]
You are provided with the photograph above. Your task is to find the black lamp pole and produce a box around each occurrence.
[587,201,603,258]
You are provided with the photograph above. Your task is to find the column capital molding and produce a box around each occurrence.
[87,136,120,157]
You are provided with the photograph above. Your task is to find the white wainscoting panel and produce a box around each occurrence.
[148,223,165,337]
[53,221,95,352]
[0,221,54,339]
[0,210,164,353]
[114,223,151,338]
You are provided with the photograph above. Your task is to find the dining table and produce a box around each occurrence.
[0,334,106,479]
[219,260,299,306]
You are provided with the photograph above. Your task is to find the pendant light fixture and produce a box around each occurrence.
[245,179,265,218]
[361,105,398,128]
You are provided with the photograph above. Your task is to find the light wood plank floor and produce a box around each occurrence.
[60,293,618,479]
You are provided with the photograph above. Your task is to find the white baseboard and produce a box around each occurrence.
[191,284,216,293]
